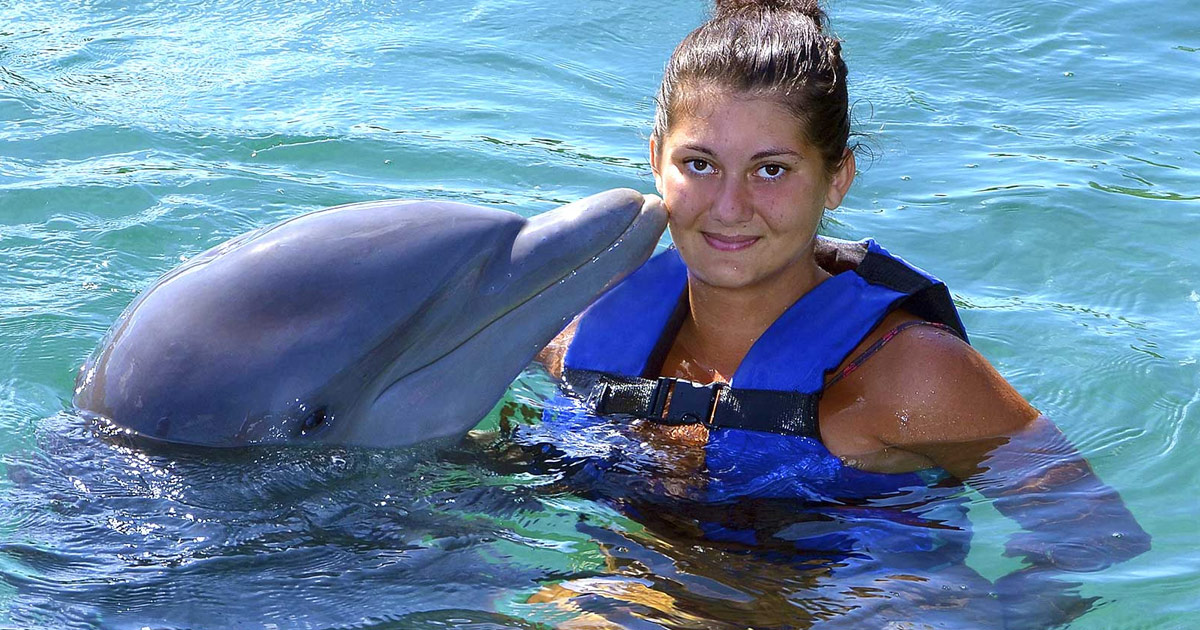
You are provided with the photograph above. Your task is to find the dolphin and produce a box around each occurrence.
[74,188,666,447]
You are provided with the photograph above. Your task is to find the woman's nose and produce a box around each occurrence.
[709,175,754,225]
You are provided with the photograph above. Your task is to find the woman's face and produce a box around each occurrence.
[651,89,855,292]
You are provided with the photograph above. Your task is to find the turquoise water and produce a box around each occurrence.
[2,0,1197,627]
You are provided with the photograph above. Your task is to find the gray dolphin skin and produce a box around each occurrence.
[74,188,667,447]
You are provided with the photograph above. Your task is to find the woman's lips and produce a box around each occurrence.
[702,232,760,252]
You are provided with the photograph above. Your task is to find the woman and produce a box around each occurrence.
[525,0,1148,626]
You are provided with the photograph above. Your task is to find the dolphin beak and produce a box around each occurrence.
[353,189,666,447]
[497,189,662,299]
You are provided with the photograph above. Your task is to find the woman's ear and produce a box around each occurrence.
[824,149,856,210]
[649,137,664,195]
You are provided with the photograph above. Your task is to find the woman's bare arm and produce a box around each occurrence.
[533,318,578,380]
[856,326,1149,627]
[858,326,1148,557]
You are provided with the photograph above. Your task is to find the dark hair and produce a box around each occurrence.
[652,0,851,174]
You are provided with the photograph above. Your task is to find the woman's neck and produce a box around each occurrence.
[669,254,831,381]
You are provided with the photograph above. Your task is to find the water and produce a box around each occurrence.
[1,0,1197,627]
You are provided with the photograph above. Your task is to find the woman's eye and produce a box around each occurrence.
[756,164,786,179]
[684,159,713,175]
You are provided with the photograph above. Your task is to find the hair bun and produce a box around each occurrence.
[713,0,826,23]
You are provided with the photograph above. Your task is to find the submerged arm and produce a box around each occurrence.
[862,326,1150,627]
[965,416,1151,628]
[966,417,1151,570]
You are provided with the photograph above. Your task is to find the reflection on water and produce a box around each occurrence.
[0,398,1146,629]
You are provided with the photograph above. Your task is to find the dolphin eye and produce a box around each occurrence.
[300,406,329,435]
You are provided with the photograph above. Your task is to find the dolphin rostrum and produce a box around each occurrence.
[74,189,667,447]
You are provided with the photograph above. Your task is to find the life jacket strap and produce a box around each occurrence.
[567,370,821,438]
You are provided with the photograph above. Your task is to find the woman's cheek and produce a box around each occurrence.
[663,179,702,223]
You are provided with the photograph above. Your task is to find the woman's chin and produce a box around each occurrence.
[686,265,760,291]
[676,247,757,290]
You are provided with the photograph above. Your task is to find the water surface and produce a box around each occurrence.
[1,0,1197,627]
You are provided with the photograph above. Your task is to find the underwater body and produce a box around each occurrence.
[2,0,1198,628]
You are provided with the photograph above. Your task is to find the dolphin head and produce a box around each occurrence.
[74,189,667,447]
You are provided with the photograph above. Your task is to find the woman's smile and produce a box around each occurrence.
[702,232,759,251]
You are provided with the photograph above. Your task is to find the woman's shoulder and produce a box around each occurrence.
[820,310,1040,475]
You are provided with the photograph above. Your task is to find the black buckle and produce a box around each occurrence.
[649,377,725,427]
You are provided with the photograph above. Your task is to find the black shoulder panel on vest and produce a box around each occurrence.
[857,251,969,343]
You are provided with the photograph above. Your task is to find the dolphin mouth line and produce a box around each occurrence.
[377,201,656,399]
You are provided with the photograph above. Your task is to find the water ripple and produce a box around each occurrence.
[2,0,1197,626]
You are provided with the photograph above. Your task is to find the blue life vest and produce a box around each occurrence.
[521,237,973,556]
[556,237,968,503]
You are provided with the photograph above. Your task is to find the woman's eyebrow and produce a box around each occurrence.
[677,144,802,161]
[679,143,716,156]
[751,148,802,161]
